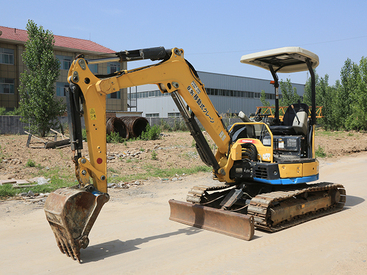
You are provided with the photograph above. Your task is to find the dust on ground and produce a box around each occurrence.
[1,130,367,182]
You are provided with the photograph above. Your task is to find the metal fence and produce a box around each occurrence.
[0,116,243,135]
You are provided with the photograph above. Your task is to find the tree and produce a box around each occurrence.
[345,56,367,130]
[19,20,65,136]
[279,79,300,106]
[304,72,337,129]
[259,90,270,106]
[334,58,357,129]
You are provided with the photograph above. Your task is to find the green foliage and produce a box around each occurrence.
[0,167,75,198]
[107,131,125,143]
[0,145,6,159]
[158,118,187,132]
[18,20,66,137]
[172,119,187,131]
[6,108,22,116]
[0,107,6,115]
[140,124,161,140]
[0,107,22,116]
[26,159,36,167]
[260,90,270,106]
[151,150,158,160]
[82,128,87,141]
[279,79,300,106]
[113,164,211,182]
[304,56,367,131]
[344,57,367,130]
[315,146,327,158]
[159,119,172,131]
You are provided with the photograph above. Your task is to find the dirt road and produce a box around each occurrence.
[1,153,367,274]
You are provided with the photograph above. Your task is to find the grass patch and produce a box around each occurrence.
[0,167,75,198]
[111,165,211,183]
[0,145,7,159]
[108,167,119,174]
[315,145,327,158]
[315,129,345,138]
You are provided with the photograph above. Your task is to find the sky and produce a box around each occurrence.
[2,0,367,85]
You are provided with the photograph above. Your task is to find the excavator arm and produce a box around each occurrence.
[71,47,235,189]
[44,47,254,262]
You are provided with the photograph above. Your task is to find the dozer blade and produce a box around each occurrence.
[169,199,254,241]
[44,187,109,262]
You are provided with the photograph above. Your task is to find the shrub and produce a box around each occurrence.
[107,132,124,143]
[26,159,36,167]
[140,124,161,140]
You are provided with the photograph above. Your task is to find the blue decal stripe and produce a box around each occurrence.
[253,174,319,185]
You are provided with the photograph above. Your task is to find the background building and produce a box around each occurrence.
[1,25,305,118]
[0,25,127,112]
[129,71,305,118]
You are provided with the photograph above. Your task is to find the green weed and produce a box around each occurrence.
[140,124,161,140]
[151,150,158,160]
[107,132,125,143]
[26,159,36,167]
[113,164,211,182]
[315,146,327,158]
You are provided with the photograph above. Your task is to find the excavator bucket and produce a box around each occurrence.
[169,200,254,240]
[44,187,109,262]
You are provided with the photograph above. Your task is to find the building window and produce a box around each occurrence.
[56,82,69,96]
[107,91,121,99]
[0,48,14,65]
[56,55,72,70]
[146,113,159,118]
[88,64,98,74]
[265,93,275,100]
[107,62,120,74]
[0,78,15,94]
[168,112,180,118]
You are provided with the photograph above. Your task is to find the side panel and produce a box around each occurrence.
[278,163,303,178]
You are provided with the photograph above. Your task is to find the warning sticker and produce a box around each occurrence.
[219,131,227,141]
[90,108,97,120]
[191,81,201,94]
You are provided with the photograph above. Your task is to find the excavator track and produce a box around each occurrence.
[186,183,232,204]
[248,182,346,232]
[184,182,346,234]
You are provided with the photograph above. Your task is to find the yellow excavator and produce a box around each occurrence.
[44,46,346,262]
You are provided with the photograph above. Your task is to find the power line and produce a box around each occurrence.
[188,35,367,56]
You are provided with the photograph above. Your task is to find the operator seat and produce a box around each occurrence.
[270,103,309,136]
[229,124,256,141]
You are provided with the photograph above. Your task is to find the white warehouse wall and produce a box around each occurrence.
[129,71,305,117]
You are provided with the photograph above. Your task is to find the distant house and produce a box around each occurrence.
[0,25,127,112]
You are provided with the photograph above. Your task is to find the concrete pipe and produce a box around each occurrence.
[120,116,149,138]
[106,117,129,139]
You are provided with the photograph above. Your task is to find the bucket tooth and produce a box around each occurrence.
[44,187,109,262]
[169,199,254,241]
